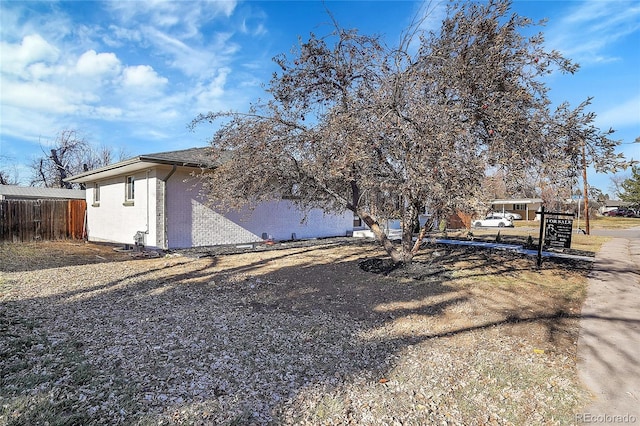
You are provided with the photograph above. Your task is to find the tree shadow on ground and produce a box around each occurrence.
[0,241,139,272]
[0,240,602,425]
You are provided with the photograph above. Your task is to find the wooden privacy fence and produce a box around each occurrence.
[0,199,87,243]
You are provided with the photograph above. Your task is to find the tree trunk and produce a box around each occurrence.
[357,209,412,264]
[37,159,49,188]
[412,216,434,254]
[402,202,418,257]
[79,164,89,190]
[50,149,72,189]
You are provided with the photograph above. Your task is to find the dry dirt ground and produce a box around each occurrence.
[0,239,592,425]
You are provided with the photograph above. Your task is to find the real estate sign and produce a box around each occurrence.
[544,217,573,249]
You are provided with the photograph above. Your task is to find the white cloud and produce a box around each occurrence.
[121,65,168,90]
[107,1,237,30]
[240,8,268,37]
[103,25,143,48]
[2,77,102,114]
[25,62,59,80]
[75,50,122,77]
[0,34,59,76]
[194,67,231,111]
[0,104,59,144]
[18,34,59,63]
[0,0,270,166]
[100,0,244,78]
[91,106,123,120]
[596,95,640,129]
[545,0,640,64]
[117,96,182,126]
[137,25,239,77]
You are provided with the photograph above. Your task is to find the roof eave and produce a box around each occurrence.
[137,155,210,169]
[64,157,142,183]
[65,156,213,184]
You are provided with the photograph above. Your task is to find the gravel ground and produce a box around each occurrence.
[0,239,591,425]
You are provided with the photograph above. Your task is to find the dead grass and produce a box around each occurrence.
[569,233,610,253]
[0,240,133,272]
[588,216,640,229]
[0,239,593,424]
[513,216,640,231]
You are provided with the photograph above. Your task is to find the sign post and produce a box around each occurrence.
[572,194,583,233]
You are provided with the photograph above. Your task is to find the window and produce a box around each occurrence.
[92,183,100,206]
[125,175,135,204]
[513,203,526,210]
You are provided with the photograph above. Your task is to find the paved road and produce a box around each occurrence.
[576,227,640,425]
[590,227,640,239]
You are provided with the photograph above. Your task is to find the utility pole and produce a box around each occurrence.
[581,140,590,235]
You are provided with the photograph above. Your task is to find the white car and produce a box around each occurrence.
[473,215,514,228]
[488,211,522,220]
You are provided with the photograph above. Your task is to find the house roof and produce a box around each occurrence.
[138,147,215,166]
[0,185,86,200]
[600,200,631,207]
[65,147,218,184]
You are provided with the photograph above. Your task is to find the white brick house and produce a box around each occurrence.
[65,148,353,249]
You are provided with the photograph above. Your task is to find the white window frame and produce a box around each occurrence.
[92,182,100,206]
[125,175,135,203]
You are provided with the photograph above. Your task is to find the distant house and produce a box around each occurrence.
[0,185,85,200]
[598,200,631,215]
[65,147,353,250]
[489,198,543,220]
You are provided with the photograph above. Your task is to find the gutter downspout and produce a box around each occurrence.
[160,165,177,250]
[146,170,150,235]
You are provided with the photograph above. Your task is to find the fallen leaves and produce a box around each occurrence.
[1,240,590,425]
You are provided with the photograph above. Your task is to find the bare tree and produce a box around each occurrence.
[30,130,122,189]
[609,174,628,200]
[0,170,16,185]
[553,99,635,233]
[1,155,20,185]
[191,0,586,264]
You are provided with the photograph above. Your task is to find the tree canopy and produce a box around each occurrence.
[191,0,624,263]
[0,155,19,185]
[30,130,125,189]
[620,166,640,206]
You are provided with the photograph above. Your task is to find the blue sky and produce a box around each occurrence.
[1,0,638,196]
